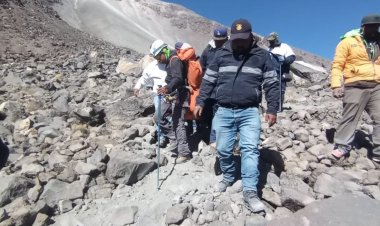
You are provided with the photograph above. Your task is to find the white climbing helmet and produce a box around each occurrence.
[150,39,167,56]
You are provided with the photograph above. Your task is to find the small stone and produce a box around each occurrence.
[59,200,73,214]
[165,204,192,225]
[74,162,98,175]
[87,71,104,78]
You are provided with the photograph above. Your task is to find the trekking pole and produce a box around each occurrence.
[278,57,283,112]
[156,86,162,190]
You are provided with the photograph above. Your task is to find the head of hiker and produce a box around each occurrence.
[361,14,380,40]
[150,39,169,64]
[230,19,253,55]
[213,27,228,48]
[267,32,280,48]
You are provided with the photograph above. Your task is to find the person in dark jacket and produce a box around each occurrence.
[199,27,229,147]
[152,40,192,164]
[194,19,279,213]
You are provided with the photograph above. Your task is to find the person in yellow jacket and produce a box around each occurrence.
[330,14,380,164]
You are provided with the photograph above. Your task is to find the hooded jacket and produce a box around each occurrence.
[331,35,380,88]
[197,40,280,114]
[165,51,187,93]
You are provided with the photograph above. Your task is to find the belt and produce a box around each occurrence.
[218,103,258,109]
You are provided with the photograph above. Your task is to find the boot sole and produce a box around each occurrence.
[244,200,265,213]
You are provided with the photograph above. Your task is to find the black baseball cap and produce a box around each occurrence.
[230,18,252,40]
[361,14,380,26]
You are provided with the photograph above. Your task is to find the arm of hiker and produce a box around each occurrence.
[166,57,185,93]
[134,65,152,95]
[331,39,349,90]
[265,114,277,127]
[196,53,220,115]
[284,54,296,65]
[263,52,280,119]
[194,105,204,119]
[199,47,208,72]
[284,44,296,65]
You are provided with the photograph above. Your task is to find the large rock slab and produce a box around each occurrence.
[105,150,158,185]
[0,176,34,207]
[269,195,380,226]
[39,179,84,208]
[104,98,145,130]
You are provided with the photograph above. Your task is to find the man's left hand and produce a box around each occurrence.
[157,86,169,95]
[265,113,277,127]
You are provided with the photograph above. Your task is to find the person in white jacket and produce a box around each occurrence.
[134,60,173,147]
[267,32,296,110]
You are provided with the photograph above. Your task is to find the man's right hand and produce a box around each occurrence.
[332,87,344,98]
[193,105,203,119]
[133,89,139,97]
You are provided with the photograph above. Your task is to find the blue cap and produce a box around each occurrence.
[175,42,183,49]
[213,27,228,40]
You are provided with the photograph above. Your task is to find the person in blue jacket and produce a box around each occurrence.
[194,19,279,213]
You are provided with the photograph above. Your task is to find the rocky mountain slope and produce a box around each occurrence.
[53,0,220,54]
[0,0,379,226]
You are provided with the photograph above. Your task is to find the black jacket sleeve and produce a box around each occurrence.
[284,55,296,65]
[263,53,280,115]
[199,46,209,72]
[166,57,185,93]
[197,51,220,107]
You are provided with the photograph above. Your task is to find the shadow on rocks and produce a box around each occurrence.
[257,148,285,196]
[0,137,9,170]
[325,128,336,144]
[353,130,374,158]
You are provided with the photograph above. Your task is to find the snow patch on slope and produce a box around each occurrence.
[294,60,327,73]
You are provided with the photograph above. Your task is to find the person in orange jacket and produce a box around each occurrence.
[330,14,380,164]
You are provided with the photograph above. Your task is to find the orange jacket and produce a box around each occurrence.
[331,35,380,88]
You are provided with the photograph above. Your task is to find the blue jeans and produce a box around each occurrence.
[213,107,261,192]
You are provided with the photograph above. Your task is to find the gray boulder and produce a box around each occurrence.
[105,150,158,185]
[105,98,144,129]
[52,90,70,114]
[165,204,193,225]
[0,176,34,207]
[269,195,380,226]
[39,179,84,208]
[276,137,293,151]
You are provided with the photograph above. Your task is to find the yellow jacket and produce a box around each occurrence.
[331,35,380,88]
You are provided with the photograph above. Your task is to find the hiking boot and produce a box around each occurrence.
[216,180,232,192]
[175,156,192,164]
[331,144,351,159]
[243,191,265,213]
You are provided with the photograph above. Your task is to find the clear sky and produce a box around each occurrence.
[164,0,379,60]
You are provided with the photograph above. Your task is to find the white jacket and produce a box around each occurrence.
[269,43,295,58]
[134,60,167,93]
